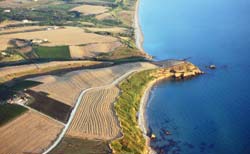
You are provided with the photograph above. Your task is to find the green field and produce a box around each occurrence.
[111,69,156,154]
[0,104,28,126]
[0,80,41,101]
[10,80,42,91]
[49,137,111,154]
[34,46,71,59]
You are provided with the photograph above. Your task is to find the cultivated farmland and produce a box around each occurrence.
[67,86,120,140]
[69,41,122,58]
[71,5,109,15]
[0,26,118,51]
[0,60,103,83]
[0,110,63,154]
[29,62,157,106]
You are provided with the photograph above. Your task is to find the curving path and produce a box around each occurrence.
[42,68,150,154]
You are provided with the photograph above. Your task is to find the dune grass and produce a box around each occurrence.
[111,69,156,154]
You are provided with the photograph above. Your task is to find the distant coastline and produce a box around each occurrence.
[134,0,144,52]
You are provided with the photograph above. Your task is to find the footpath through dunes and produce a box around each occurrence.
[29,62,158,106]
[67,86,120,140]
[0,110,63,154]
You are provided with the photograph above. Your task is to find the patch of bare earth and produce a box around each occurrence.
[0,110,63,154]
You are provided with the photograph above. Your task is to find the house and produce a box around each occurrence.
[3,9,11,13]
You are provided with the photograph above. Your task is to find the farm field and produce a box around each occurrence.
[67,86,121,140]
[0,110,64,154]
[0,26,118,51]
[29,62,157,106]
[71,4,109,15]
[27,90,72,123]
[69,41,122,59]
[0,26,47,35]
[86,27,128,34]
[0,103,27,126]
[34,46,70,59]
[0,60,103,83]
[96,12,115,21]
[49,137,111,154]
[0,0,53,8]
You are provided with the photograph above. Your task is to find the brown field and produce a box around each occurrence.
[71,5,109,15]
[0,26,47,34]
[116,10,133,26]
[0,110,63,154]
[69,41,122,58]
[86,27,128,34]
[29,62,157,106]
[0,20,22,28]
[0,26,118,51]
[95,12,115,20]
[67,86,120,140]
[0,60,102,83]
[0,0,53,8]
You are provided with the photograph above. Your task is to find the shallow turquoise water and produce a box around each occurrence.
[139,0,250,153]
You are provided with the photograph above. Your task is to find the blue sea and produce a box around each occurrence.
[139,0,250,153]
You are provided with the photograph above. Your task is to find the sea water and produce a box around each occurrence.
[139,0,250,153]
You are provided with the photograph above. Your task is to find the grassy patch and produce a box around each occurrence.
[111,69,156,154]
[49,137,111,154]
[0,104,28,126]
[97,47,146,61]
[10,80,42,91]
[34,46,70,59]
[0,80,41,101]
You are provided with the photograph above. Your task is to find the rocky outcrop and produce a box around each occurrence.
[151,61,203,80]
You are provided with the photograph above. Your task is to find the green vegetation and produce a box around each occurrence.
[0,47,24,63]
[9,80,41,91]
[111,69,156,154]
[49,137,111,154]
[0,104,28,126]
[0,80,41,101]
[34,46,70,59]
[97,47,146,61]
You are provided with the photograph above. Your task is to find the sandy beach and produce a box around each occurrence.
[134,0,144,52]
[138,79,158,154]
[134,0,156,153]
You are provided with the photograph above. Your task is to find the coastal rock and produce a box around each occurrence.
[151,134,156,140]
[209,64,216,69]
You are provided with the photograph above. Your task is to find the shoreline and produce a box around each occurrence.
[134,0,156,153]
[134,0,145,52]
[138,79,158,154]
[138,76,171,154]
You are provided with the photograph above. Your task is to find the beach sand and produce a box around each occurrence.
[134,0,156,153]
